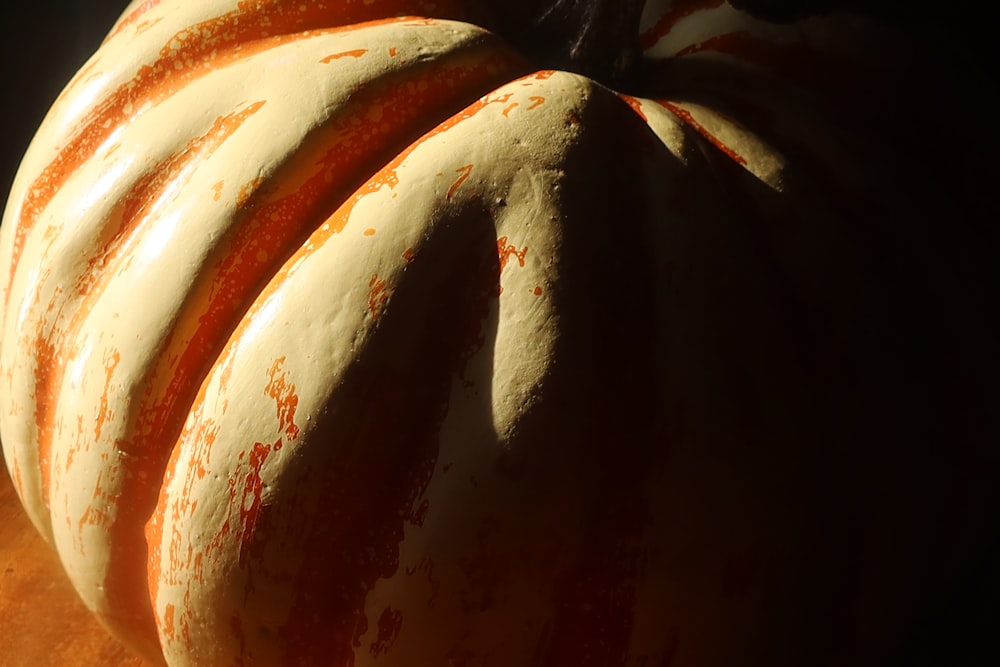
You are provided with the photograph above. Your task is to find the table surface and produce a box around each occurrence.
[0,465,148,666]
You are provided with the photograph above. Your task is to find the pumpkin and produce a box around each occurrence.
[1,0,997,665]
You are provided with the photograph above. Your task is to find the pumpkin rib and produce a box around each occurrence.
[139,70,564,662]
[142,69,676,666]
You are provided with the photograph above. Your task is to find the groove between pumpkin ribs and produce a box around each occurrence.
[24,28,527,660]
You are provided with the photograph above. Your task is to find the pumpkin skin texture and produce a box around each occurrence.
[2,0,997,665]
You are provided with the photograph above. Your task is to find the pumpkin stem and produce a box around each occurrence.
[511,0,648,89]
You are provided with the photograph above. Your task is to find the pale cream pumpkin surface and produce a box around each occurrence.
[2,1,995,666]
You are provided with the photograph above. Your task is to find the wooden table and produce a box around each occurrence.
[0,463,147,666]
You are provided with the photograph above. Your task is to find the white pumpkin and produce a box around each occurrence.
[2,1,996,665]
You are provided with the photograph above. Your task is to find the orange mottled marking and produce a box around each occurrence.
[94,348,122,441]
[320,48,368,63]
[161,602,176,641]
[236,176,264,209]
[486,91,513,105]
[264,357,300,440]
[368,274,391,319]
[77,501,113,537]
[497,236,528,271]
[447,164,474,200]
[496,236,528,296]
[363,228,377,236]
[502,102,519,116]
[527,95,545,110]
[211,181,224,201]
[76,468,121,550]
[233,439,281,568]
[144,411,220,635]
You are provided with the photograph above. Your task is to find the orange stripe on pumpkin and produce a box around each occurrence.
[638,0,727,51]
[659,100,748,166]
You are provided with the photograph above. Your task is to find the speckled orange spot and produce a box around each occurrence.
[497,236,528,271]
[496,236,528,296]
